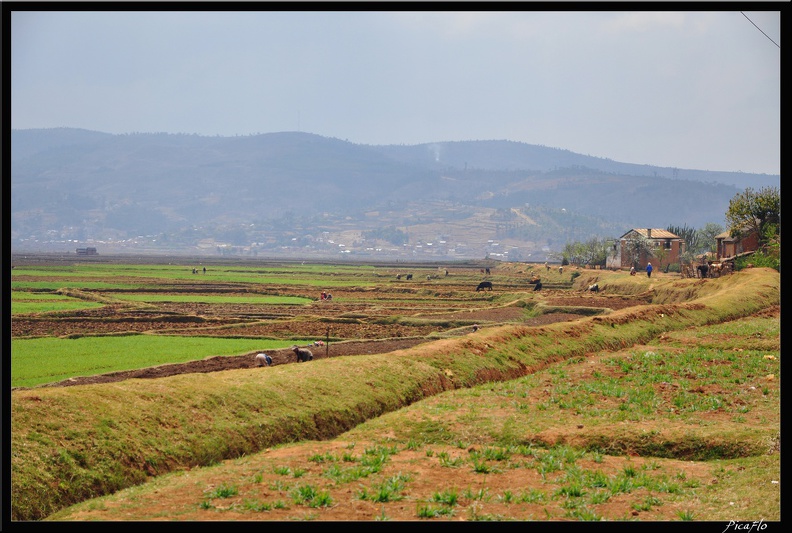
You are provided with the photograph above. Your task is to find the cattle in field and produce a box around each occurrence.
[587,283,599,293]
[292,345,314,362]
[476,281,493,291]
[406,274,413,280]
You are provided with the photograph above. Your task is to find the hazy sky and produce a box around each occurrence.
[10,9,781,175]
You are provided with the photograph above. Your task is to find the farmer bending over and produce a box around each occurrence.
[292,345,314,362]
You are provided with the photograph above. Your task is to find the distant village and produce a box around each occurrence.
[14,224,761,272]
[13,221,556,262]
[15,233,549,262]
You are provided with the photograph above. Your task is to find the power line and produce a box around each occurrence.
[741,12,780,49]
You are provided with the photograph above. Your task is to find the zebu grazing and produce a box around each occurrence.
[476,281,493,291]
[587,283,599,293]
[292,345,314,362]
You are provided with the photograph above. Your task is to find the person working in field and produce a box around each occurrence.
[255,353,272,367]
[292,345,313,362]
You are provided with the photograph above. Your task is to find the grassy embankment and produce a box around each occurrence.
[10,268,779,520]
[49,309,780,521]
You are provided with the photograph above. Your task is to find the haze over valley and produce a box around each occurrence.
[10,128,779,261]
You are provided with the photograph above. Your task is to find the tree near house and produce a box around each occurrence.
[725,186,780,247]
[623,233,654,269]
[653,244,670,271]
[725,186,780,272]
[668,222,724,264]
[561,241,586,266]
[561,237,609,267]
[667,224,699,261]
[583,237,610,267]
[697,223,725,254]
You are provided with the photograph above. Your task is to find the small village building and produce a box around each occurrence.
[607,228,685,270]
[715,228,761,261]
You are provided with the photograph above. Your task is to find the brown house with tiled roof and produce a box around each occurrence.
[607,228,686,270]
[715,228,760,261]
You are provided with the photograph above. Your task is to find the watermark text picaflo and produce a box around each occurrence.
[722,520,768,533]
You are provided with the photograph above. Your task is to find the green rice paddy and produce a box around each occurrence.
[11,336,312,388]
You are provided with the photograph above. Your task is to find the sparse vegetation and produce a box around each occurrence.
[735,249,779,272]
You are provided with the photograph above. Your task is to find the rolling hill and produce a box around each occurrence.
[10,128,779,259]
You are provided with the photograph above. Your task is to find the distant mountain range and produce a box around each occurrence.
[10,128,779,260]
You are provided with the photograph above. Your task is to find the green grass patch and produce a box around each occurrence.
[11,263,386,287]
[110,294,311,305]
[11,281,149,290]
[11,301,106,315]
[11,336,313,388]
[11,291,76,300]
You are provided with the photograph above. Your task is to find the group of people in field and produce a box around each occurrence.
[255,344,314,368]
[256,260,667,371]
